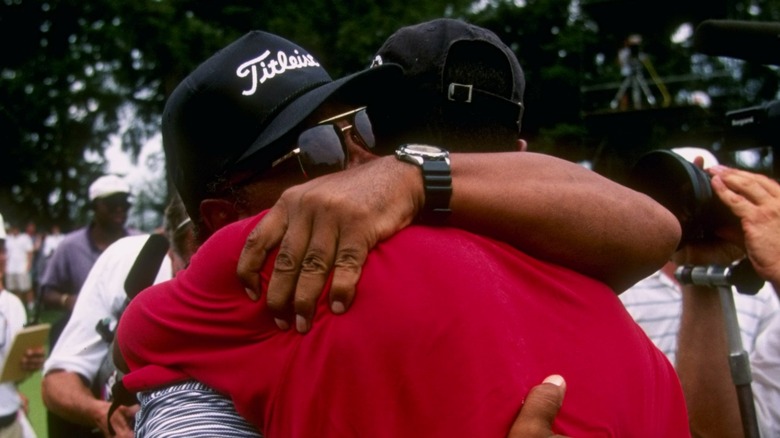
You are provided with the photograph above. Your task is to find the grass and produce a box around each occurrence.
[20,367,46,436]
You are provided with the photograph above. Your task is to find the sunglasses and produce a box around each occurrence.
[98,195,131,210]
[272,106,376,178]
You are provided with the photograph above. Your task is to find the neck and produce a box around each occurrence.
[89,223,126,252]
[660,261,679,285]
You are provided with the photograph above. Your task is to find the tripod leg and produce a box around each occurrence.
[611,77,632,109]
[636,75,656,106]
[718,286,760,438]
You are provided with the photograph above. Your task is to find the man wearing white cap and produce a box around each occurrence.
[39,174,137,438]
[620,147,779,365]
[620,147,780,436]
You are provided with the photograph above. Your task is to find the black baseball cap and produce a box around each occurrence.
[163,30,403,220]
[372,18,524,131]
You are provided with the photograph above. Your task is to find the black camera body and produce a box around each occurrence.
[627,149,739,246]
[724,100,780,154]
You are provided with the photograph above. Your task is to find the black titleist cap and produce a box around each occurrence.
[372,18,524,131]
[163,30,402,220]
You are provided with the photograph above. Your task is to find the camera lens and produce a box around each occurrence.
[627,149,739,246]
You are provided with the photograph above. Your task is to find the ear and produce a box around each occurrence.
[199,199,240,236]
[516,139,528,152]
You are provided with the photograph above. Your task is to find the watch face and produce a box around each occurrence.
[404,144,447,156]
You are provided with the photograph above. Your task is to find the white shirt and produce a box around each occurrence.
[5,233,33,274]
[41,233,65,258]
[752,310,780,438]
[0,289,28,416]
[44,235,172,382]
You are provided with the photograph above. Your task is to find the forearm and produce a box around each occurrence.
[42,370,107,429]
[676,285,743,437]
[41,286,75,311]
[446,152,680,292]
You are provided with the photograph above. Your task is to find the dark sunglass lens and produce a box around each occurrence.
[297,125,346,178]
[102,196,131,210]
[354,110,375,149]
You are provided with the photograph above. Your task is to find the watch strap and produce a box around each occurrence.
[421,159,452,222]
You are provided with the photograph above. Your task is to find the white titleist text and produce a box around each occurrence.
[236,49,320,96]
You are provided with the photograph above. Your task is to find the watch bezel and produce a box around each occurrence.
[396,144,451,165]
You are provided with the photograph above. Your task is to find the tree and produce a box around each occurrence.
[0,0,470,231]
[3,0,778,230]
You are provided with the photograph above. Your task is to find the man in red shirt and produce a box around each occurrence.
[121,211,688,437]
[116,24,687,437]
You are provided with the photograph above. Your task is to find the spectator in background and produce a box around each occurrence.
[0,213,46,437]
[23,222,42,316]
[35,224,64,306]
[42,193,192,438]
[675,163,780,437]
[621,147,780,436]
[620,147,780,365]
[40,224,64,261]
[3,223,34,321]
[38,174,136,438]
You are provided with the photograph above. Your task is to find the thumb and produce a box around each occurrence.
[507,375,567,438]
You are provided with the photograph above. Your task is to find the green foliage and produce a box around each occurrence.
[0,0,469,230]
[2,0,780,229]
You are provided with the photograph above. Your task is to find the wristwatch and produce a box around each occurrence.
[395,144,452,222]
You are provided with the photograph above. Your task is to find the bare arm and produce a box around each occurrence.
[238,152,680,332]
[42,370,137,437]
[40,285,76,311]
[445,152,679,292]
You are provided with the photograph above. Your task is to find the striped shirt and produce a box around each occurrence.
[620,270,780,365]
[135,381,261,437]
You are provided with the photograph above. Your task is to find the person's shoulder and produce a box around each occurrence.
[124,227,144,236]
[60,226,90,244]
[0,288,25,311]
[94,234,153,265]
[107,234,153,252]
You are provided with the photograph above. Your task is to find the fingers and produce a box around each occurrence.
[21,347,45,371]
[287,217,338,334]
[507,375,567,438]
[108,404,140,438]
[710,166,779,207]
[265,211,316,329]
[237,207,288,300]
[328,241,369,315]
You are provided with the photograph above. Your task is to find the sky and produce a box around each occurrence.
[103,133,164,190]
[100,133,167,230]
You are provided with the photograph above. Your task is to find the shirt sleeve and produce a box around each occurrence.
[43,236,171,381]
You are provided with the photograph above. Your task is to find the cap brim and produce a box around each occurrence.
[91,191,131,201]
[238,62,404,164]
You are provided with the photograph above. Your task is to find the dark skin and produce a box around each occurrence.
[114,101,576,437]
[237,149,680,333]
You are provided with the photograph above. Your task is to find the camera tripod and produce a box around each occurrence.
[675,259,762,438]
[610,52,657,110]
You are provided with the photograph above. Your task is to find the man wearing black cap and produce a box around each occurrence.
[115,23,686,437]
[237,18,677,331]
